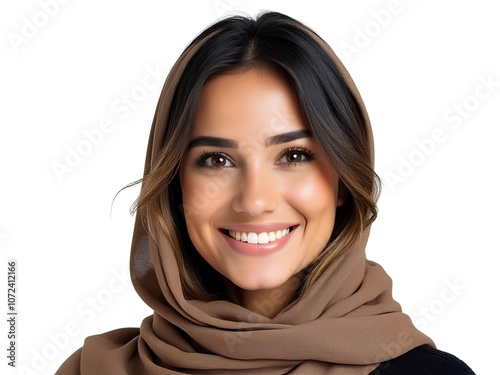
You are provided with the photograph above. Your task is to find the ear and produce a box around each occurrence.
[337,180,347,207]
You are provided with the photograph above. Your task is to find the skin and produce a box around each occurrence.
[180,67,343,318]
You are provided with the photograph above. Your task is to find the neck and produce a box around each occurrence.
[225,276,301,319]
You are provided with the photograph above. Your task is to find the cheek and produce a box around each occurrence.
[180,174,216,261]
[285,169,338,248]
[180,172,233,233]
[285,169,338,209]
[181,174,211,228]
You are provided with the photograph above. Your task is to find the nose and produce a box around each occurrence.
[232,164,278,216]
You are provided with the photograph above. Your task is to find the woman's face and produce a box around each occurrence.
[180,68,343,291]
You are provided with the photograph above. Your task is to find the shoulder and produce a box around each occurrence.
[371,345,475,374]
[55,327,140,375]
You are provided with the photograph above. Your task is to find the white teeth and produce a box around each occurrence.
[247,232,258,244]
[258,232,269,244]
[227,228,291,244]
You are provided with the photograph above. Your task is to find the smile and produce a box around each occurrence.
[226,227,292,244]
[220,224,298,256]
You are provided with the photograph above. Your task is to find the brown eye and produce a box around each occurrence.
[285,152,301,163]
[195,152,234,168]
[278,147,315,165]
[211,155,228,167]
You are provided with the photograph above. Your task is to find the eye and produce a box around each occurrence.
[195,152,234,168]
[277,147,315,165]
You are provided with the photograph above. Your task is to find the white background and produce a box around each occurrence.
[1,0,499,374]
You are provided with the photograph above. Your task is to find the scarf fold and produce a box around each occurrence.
[56,14,434,375]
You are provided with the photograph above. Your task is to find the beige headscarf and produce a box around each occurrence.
[56,13,434,375]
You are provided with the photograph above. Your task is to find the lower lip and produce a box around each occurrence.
[220,227,296,256]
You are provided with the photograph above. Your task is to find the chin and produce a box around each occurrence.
[228,268,294,291]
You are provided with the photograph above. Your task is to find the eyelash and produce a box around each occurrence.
[194,146,316,169]
[194,151,234,169]
[279,147,316,166]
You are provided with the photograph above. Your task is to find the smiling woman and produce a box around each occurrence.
[180,69,341,302]
[56,11,475,375]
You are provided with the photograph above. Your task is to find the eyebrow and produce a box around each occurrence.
[266,130,312,146]
[187,130,312,150]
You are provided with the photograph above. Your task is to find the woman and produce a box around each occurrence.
[56,11,474,374]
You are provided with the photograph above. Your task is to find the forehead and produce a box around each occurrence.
[192,68,307,139]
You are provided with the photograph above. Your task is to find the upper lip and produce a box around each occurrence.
[220,223,298,232]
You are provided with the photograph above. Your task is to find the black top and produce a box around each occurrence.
[370,345,475,374]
